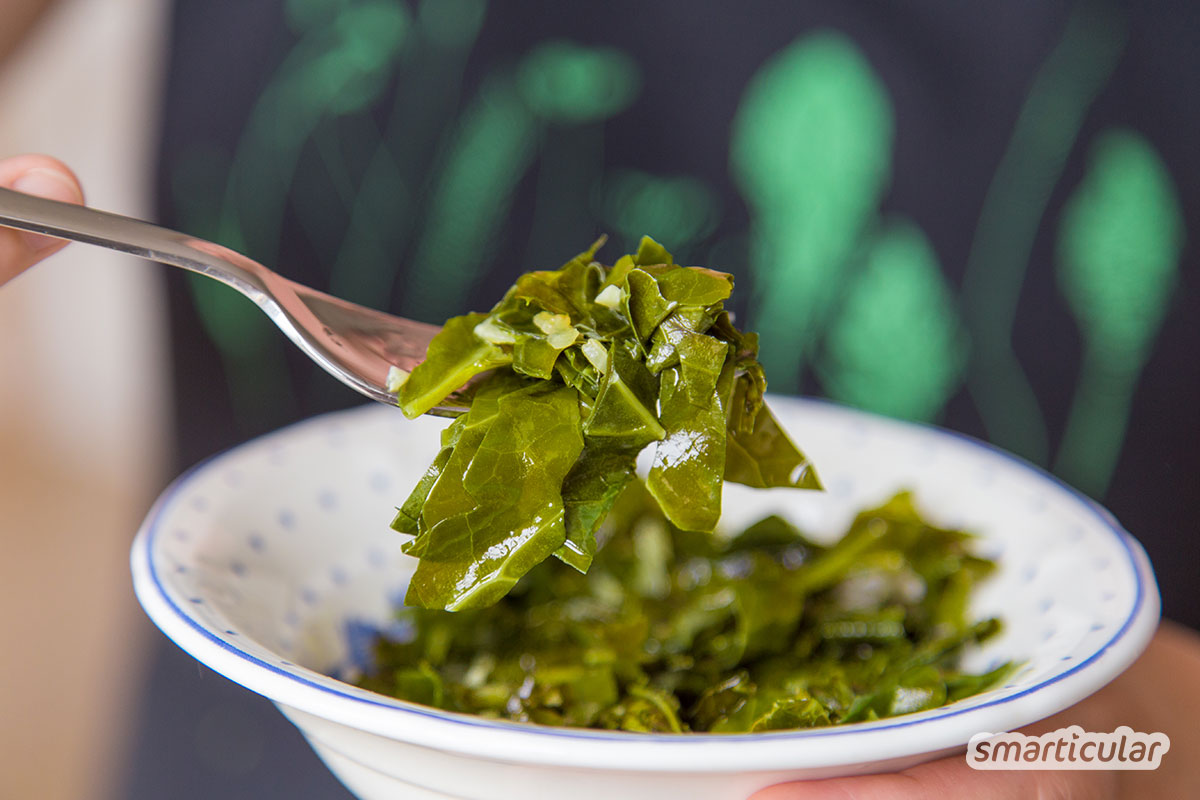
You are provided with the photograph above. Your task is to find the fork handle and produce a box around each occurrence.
[0,186,269,299]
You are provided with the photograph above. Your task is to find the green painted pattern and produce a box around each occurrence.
[515,43,642,268]
[400,76,538,321]
[173,0,413,428]
[329,0,485,306]
[819,221,966,422]
[731,31,893,391]
[594,169,719,255]
[168,6,1182,502]
[403,40,640,321]
[958,4,1126,465]
[515,41,640,124]
[416,0,487,48]
[1054,130,1184,496]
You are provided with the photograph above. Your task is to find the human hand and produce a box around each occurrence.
[751,622,1200,799]
[0,154,83,285]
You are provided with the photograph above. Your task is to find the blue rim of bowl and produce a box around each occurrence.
[136,400,1154,744]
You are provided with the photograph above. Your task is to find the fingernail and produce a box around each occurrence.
[11,168,82,252]
[12,167,81,203]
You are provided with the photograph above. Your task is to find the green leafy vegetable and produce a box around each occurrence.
[395,238,821,610]
[400,377,585,611]
[370,238,1011,733]
[359,486,1013,732]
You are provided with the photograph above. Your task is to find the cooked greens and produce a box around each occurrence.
[372,239,1011,733]
[360,486,1013,732]
[394,237,820,611]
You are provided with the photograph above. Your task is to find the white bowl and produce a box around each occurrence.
[131,397,1159,800]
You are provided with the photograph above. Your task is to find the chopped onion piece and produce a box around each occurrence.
[385,366,410,393]
[474,318,516,345]
[581,338,609,373]
[594,284,624,309]
[534,311,580,349]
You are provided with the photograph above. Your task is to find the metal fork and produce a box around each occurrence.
[0,186,466,416]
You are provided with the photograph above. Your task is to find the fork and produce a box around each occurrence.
[0,186,467,416]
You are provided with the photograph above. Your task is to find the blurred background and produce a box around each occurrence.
[0,0,1195,797]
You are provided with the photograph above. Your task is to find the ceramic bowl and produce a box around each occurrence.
[131,397,1159,800]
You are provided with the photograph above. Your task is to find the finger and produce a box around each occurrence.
[0,155,84,284]
[750,750,1115,800]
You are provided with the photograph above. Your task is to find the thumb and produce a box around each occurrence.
[0,154,84,284]
[749,750,1114,800]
